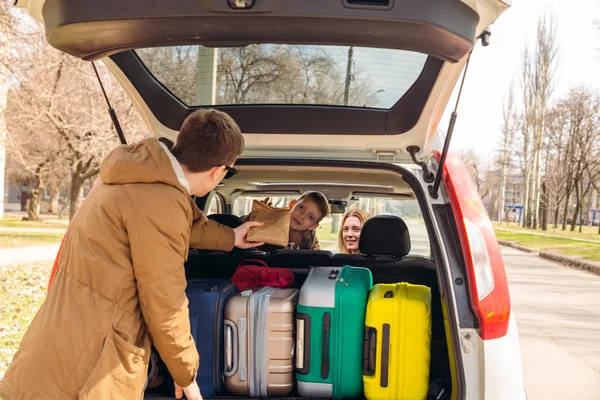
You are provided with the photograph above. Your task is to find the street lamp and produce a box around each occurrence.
[363,88,385,107]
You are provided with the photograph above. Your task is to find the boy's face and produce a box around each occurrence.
[289,198,322,232]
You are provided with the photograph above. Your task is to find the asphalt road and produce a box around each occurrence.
[503,247,600,400]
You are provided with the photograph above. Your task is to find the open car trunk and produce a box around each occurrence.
[145,255,451,400]
[141,159,460,400]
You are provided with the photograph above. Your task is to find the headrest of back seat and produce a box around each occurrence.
[359,215,411,257]
[207,214,243,228]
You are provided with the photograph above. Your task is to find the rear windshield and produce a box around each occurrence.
[135,44,427,109]
[230,195,430,257]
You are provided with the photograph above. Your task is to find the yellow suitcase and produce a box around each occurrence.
[363,283,432,400]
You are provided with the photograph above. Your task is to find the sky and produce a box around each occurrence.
[438,0,600,158]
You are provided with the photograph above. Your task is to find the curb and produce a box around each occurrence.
[538,251,600,275]
[498,240,600,276]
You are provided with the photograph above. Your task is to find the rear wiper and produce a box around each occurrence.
[91,61,127,145]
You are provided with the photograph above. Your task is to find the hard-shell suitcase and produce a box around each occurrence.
[363,283,432,400]
[296,266,373,399]
[186,279,238,397]
[223,286,299,397]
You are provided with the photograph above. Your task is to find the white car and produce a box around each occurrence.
[17,0,525,398]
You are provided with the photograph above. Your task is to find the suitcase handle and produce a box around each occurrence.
[321,312,331,379]
[363,326,377,376]
[380,324,391,388]
[296,313,311,375]
[223,319,239,377]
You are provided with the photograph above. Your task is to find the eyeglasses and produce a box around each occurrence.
[222,165,238,180]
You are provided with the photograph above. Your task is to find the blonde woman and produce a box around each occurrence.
[338,209,372,254]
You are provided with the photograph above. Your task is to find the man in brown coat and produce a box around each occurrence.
[0,109,262,400]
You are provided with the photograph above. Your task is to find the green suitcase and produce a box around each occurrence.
[296,266,373,399]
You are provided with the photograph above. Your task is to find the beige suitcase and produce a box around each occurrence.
[223,286,299,397]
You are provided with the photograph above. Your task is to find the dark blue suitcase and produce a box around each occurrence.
[186,279,238,397]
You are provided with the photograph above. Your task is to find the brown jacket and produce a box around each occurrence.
[0,139,235,399]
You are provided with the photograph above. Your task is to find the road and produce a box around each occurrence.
[504,247,600,400]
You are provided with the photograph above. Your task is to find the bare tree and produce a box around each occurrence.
[519,49,535,228]
[543,104,570,229]
[520,13,559,228]
[532,14,558,229]
[499,82,517,224]
[550,88,600,231]
[572,91,600,232]
[1,1,32,219]
[5,23,146,220]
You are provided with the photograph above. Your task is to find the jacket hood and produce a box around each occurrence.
[100,138,187,194]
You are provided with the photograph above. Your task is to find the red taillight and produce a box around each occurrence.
[436,151,511,340]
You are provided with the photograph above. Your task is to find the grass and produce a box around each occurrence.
[316,221,339,243]
[495,230,600,262]
[0,232,65,249]
[0,262,50,379]
[494,222,600,242]
[0,217,68,229]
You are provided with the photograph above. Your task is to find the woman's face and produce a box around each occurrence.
[342,216,362,253]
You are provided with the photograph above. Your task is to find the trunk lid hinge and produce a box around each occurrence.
[406,146,435,183]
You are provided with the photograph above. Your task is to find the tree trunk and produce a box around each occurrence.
[532,147,541,229]
[69,175,84,221]
[0,74,6,220]
[27,177,43,221]
[331,213,339,234]
[523,168,531,227]
[579,204,584,233]
[499,154,508,224]
[48,186,60,215]
[561,186,571,231]
[553,203,560,229]
[570,184,580,232]
[541,180,548,231]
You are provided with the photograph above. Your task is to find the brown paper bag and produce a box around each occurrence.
[246,200,291,247]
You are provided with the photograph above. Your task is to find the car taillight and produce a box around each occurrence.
[436,151,511,340]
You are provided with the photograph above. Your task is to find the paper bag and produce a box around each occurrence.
[246,200,291,247]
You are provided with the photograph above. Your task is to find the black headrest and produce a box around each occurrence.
[359,215,411,256]
[270,250,333,268]
[207,214,243,229]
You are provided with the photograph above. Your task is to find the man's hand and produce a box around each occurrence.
[175,380,202,400]
[233,221,264,249]
[261,197,273,207]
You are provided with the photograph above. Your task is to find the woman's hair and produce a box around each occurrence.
[337,209,372,254]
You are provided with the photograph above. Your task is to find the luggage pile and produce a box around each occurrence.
[148,265,434,399]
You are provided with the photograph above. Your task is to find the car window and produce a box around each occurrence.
[318,197,431,257]
[135,44,427,109]
[232,194,430,257]
[207,194,222,215]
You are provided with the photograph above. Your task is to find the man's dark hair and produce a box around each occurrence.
[171,109,244,172]
[297,191,330,223]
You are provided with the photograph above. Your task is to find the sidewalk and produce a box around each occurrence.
[0,227,67,234]
[0,244,60,268]
[498,240,600,276]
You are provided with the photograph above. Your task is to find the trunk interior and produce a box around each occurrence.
[144,248,453,400]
